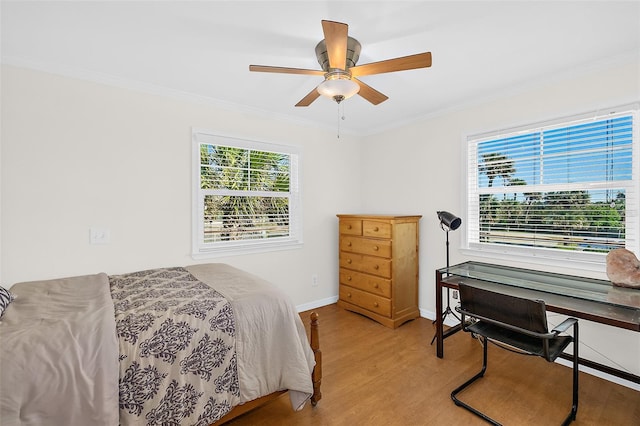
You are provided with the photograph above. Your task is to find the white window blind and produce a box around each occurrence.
[466,108,639,267]
[192,130,302,257]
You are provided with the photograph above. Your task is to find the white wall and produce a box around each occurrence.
[360,59,640,384]
[0,65,362,308]
[2,60,640,387]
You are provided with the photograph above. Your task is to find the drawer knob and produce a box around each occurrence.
[374,265,379,270]
[374,302,379,307]
[347,293,352,298]
[347,242,352,246]
[347,276,352,281]
[374,283,379,288]
[347,259,352,264]
[347,225,352,229]
[373,246,379,251]
[374,226,379,232]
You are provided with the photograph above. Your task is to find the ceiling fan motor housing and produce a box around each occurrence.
[315,36,362,71]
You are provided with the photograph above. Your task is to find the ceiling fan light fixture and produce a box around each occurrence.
[317,71,360,104]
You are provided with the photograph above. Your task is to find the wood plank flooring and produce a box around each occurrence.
[227,303,640,426]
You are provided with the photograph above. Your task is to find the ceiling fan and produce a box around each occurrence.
[249,20,432,107]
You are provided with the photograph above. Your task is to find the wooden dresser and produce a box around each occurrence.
[337,214,421,328]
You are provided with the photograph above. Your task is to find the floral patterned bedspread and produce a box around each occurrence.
[109,267,240,426]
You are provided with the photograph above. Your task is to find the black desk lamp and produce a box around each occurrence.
[437,211,461,274]
[431,210,462,344]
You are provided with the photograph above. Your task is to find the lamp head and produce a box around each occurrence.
[437,211,461,231]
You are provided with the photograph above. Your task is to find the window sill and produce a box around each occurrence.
[192,240,303,260]
[460,246,607,275]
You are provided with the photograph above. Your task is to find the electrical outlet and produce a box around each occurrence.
[452,290,459,300]
[311,274,319,287]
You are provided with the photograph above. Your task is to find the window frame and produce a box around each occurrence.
[461,105,640,272]
[191,129,303,259]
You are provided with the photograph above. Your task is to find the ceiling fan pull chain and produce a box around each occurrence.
[337,101,348,138]
[337,102,341,139]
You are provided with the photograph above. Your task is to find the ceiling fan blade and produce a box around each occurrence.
[350,52,432,77]
[321,20,348,70]
[250,65,325,76]
[354,78,388,105]
[295,88,321,107]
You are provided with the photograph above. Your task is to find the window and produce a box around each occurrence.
[465,107,639,269]
[192,130,302,258]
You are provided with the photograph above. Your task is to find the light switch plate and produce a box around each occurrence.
[90,227,110,244]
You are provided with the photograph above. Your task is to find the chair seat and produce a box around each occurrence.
[468,321,573,361]
[452,283,579,425]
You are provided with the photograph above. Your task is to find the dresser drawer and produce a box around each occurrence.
[339,268,392,298]
[363,220,392,239]
[359,238,391,258]
[340,285,391,318]
[340,253,392,278]
[340,219,362,236]
[340,252,363,270]
[339,236,361,253]
[360,255,392,278]
[340,236,391,258]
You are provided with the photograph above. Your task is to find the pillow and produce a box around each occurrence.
[0,285,15,319]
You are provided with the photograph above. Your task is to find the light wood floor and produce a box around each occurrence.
[227,303,640,426]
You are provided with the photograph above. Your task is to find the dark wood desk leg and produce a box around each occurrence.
[435,269,444,358]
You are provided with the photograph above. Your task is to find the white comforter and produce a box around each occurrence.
[0,273,120,426]
[186,264,315,411]
[0,264,315,426]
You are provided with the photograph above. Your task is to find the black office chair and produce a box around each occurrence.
[452,283,579,426]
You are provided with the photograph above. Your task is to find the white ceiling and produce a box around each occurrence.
[2,1,639,136]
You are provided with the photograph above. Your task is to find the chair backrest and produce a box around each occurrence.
[458,283,549,334]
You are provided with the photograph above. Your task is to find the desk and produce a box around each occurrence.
[435,261,640,383]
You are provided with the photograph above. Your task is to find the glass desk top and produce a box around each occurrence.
[438,261,640,311]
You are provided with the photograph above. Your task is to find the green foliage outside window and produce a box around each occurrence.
[200,144,291,243]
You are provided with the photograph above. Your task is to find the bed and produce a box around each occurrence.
[0,263,321,426]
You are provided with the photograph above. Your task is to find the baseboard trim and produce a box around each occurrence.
[296,296,338,313]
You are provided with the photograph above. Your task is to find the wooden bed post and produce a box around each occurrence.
[310,311,322,406]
